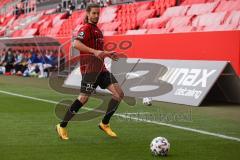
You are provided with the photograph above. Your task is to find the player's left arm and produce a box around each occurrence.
[102,51,120,61]
[74,40,120,61]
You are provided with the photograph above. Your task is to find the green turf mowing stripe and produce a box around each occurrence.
[0,89,240,143]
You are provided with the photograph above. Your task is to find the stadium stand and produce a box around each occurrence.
[125,29,148,35]
[171,25,196,32]
[181,0,209,5]
[165,15,195,31]
[0,0,239,37]
[215,0,240,12]
[137,9,156,27]
[142,17,170,29]
[147,28,171,34]
[0,0,239,36]
[186,1,219,15]
[102,31,117,36]
[225,11,240,28]
[160,5,189,18]
[192,12,227,27]
[0,0,13,9]
[0,0,240,77]
[202,24,237,31]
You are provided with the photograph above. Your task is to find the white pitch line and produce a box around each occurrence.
[0,89,240,142]
[120,112,150,115]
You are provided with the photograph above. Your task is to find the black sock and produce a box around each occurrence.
[102,98,120,124]
[60,99,83,128]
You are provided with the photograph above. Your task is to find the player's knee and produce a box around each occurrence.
[119,91,124,100]
[113,91,124,101]
[78,95,89,105]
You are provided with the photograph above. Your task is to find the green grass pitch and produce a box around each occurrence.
[0,76,240,160]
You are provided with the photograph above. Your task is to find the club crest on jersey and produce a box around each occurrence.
[78,31,85,39]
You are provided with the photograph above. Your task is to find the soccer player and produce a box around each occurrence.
[56,3,124,140]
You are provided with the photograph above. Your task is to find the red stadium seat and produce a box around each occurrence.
[103,31,117,36]
[224,11,240,27]
[0,0,12,8]
[27,20,42,29]
[142,17,170,29]
[136,1,153,12]
[72,12,85,27]
[186,1,219,15]
[101,5,118,13]
[39,20,52,33]
[99,13,116,23]
[215,0,240,12]
[172,26,197,33]
[147,28,171,34]
[1,0,239,37]
[1,15,15,26]
[52,13,67,26]
[57,19,73,37]
[100,21,121,31]
[202,24,237,31]
[45,9,57,14]
[11,30,22,37]
[161,5,190,18]
[165,15,195,30]
[143,17,170,29]
[125,29,148,35]
[54,19,65,28]
[20,28,38,37]
[181,0,208,5]
[137,9,156,27]
[166,0,177,6]
[192,12,227,27]
[99,6,121,32]
[0,30,4,36]
[99,6,118,23]
[152,0,176,16]
[196,25,206,31]
[49,26,62,36]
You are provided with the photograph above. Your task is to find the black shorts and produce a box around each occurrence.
[80,71,118,95]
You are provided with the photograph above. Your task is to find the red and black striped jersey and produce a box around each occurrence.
[75,23,107,74]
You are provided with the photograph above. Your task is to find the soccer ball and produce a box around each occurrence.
[143,97,152,106]
[150,137,170,156]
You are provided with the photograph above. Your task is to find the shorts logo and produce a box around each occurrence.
[86,83,94,92]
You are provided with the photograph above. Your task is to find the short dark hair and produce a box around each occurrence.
[84,3,100,23]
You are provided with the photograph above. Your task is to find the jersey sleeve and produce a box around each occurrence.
[75,25,90,43]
